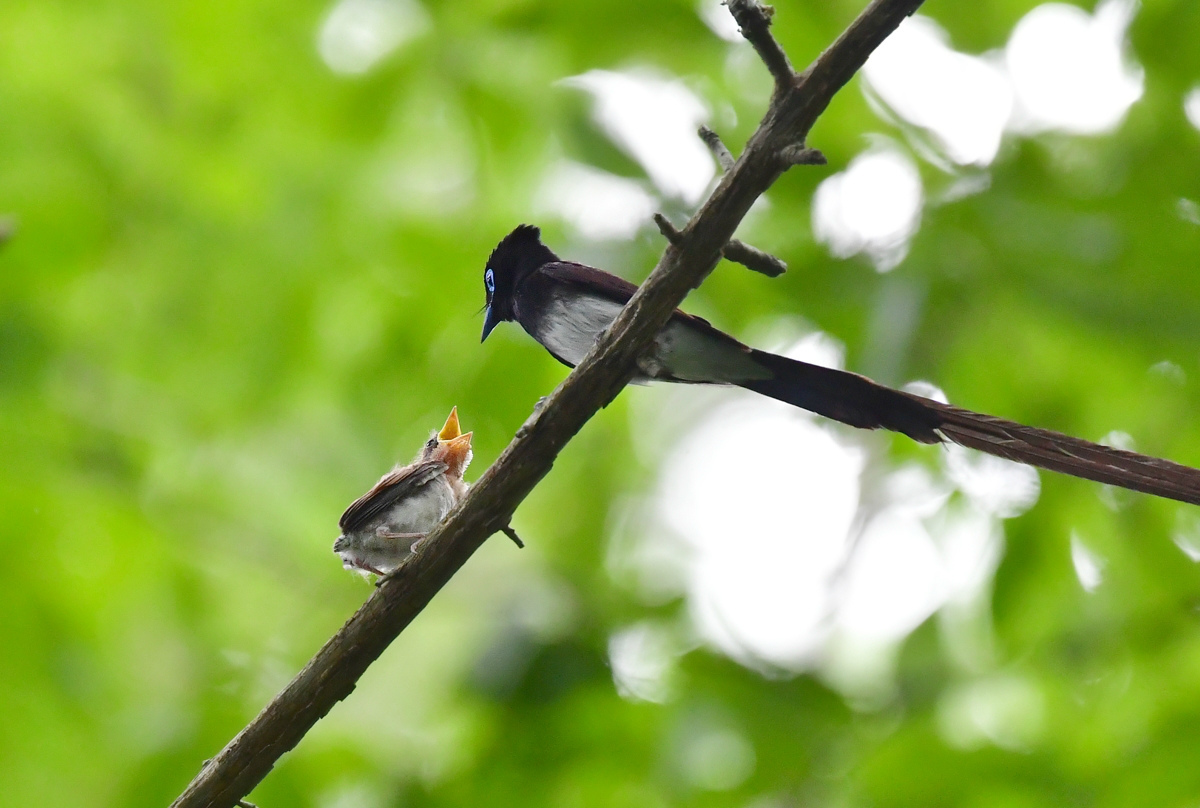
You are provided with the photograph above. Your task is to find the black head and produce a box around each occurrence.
[481,224,559,341]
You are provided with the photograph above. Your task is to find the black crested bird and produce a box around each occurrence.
[480,224,1200,506]
[334,408,474,577]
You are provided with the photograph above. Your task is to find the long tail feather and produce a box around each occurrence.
[740,349,944,442]
[932,404,1200,505]
[738,350,1200,506]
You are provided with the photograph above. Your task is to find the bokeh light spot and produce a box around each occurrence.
[864,16,1012,166]
[1005,0,1143,134]
[1187,86,1200,132]
[563,70,714,204]
[608,621,679,703]
[317,0,429,76]
[679,728,756,791]
[938,675,1046,751]
[1070,532,1105,592]
[813,145,923,271]
[697,0,743,42]
[535,161,657,240]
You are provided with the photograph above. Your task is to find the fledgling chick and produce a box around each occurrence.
[333,408,473,578]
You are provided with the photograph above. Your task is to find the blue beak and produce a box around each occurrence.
[481,305,501,342]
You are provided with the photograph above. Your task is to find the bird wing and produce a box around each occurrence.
[537,261,638,303]
[540,261,738,331]
[535,261,767,383]
[338,460,449,532]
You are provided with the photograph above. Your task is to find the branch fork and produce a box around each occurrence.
[685,1,834,278]
[655,212,786,279]
[686,128,788,277]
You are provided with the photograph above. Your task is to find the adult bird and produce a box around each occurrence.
[480,224,1200,506]
[334,408,475,578]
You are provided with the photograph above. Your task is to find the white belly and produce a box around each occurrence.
[532,291,624,366]
[379,479,456,533]
[529,289,767,383]
[337,478,458,575]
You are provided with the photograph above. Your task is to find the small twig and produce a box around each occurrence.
[236,801,258,808]
[780,145,827,166]
[655,213,785,277]
[727,0,795,91]
[501,525,525,548]
[653,212,682,243]
[699,126,736,172]
[723,239,787,277]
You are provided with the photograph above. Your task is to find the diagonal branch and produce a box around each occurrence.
[169,1,924,806]
[775,0,924,144]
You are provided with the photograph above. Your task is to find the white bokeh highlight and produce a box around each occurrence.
[1174,532,1200,563]
[1178,199,1200,227]
[1070,532,1105,592]
[608,622,679,703]
[823,2,1146,269]
[944,444,1041,519]
[938,675,1045,751]
[862,2,1146,166]
[317,0,429,76]
[655,336,863,668]
[864,16,1012,166]
[813,146,924,271]
[1172,513,1200,562]
[563,70,715,204]
[1186,86,1200,132]
[631,333,1038,683]
[1005,0,1144,134]
[698,0,743,42]
[536,161,657,240]
[679,728,756,791]
[660,400,864,667]
[935,504,1005,608]
[836,509,945,642]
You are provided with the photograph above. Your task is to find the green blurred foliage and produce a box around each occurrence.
[2,0,1200,806]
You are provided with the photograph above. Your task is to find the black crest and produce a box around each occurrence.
[482,224,560,340]
[486,225,559,289]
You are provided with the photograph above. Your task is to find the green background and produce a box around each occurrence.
[3,0,1200,805]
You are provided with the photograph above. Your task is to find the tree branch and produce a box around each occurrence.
[726,0,795,93]
[656,213,786,278]
[696,126,788,276]
[774,0,924,145]
[652,212,683,243]
[698,125,736,172]
[169,1,924,806]
[780,144,827,165]
[722,239,788,277]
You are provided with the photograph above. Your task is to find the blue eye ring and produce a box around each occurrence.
[485,268,495,293]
